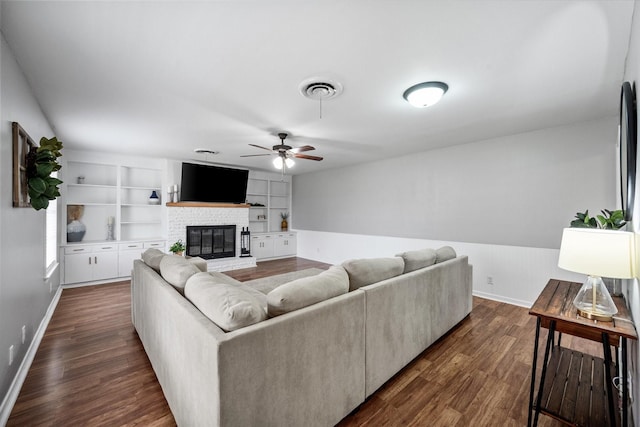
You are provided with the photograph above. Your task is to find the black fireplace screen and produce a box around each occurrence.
[186,225,236,259]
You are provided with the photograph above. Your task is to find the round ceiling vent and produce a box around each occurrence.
[194,148,219,155]
[299,78,343,101]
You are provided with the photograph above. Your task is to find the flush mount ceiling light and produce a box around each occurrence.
[403,81,448,108]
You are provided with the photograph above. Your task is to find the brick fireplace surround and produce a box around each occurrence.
[166,202,256,271]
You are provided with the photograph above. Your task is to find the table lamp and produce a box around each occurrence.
[558,228,635,321]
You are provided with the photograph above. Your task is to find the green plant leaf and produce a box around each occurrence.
[46,176,63,186]
[36,162,55,177]
[30,195,49,210]
[28,176,46,194]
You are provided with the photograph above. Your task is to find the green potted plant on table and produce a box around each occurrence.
[169,239,186,256]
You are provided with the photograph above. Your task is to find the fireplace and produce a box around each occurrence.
[186,225,236,259]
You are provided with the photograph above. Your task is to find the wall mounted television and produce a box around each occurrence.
[180,162,249,204]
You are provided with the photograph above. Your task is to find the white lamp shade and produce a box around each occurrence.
[558,228,636,279]
[284,157,294,168]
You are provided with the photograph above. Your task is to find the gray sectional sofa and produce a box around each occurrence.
[131,247,472,427]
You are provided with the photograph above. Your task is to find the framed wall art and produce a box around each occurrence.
[620,82,637,222]
[12,122,36,208]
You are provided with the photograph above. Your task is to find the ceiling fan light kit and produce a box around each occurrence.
[241,132,322,171]
[272,156,294,170]
[403,81,448,108]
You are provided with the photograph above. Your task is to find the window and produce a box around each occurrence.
[45,175,58,274]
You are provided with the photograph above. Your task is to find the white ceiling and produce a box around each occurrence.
[0,0,634,174]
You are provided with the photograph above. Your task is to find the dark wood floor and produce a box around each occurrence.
[7,257,601,426]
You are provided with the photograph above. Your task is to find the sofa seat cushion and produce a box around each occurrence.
[160,255,202,294]
[342,257,405,291]
[396,248,437,273]
[435,246,457,263]
[142,248,165,272]
[267,266,349,316]
[185,272,267,332]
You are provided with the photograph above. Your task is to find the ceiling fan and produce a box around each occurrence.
[240,133,323,170]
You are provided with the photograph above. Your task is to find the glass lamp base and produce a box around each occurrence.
[573,275,618,322]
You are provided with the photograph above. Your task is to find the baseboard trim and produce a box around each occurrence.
[473,290,532,308]
[0,285,62,425]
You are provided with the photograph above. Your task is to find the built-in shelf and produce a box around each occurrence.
[245,172,291,233]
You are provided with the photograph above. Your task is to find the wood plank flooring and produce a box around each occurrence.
[7,258,602,426]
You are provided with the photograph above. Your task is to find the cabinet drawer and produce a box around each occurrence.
[119,242,144,250]
[144,241,165,248]
[94,244,117,252]
[65,246,91,254]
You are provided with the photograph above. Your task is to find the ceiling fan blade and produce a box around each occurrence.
[248,143,274,152]
[240,154,273,157]
[294,153,323,161]
[290,145,316,153]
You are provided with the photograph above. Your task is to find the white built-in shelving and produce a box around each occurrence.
[61,153,166,284]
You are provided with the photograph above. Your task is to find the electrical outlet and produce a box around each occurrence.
[487,276,494,285]
[9,345,14,366]
[21,325,26,344]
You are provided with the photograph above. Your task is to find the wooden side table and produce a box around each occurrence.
[528,279,637,427]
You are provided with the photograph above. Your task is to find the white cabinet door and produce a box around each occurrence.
[92,251,119,281]
[251,235,274,260]
[273,233,297,257]
[118,243,144,277]
[64,244,118,284]
[64,253,94,284]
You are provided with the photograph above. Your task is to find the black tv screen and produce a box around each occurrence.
[180,163,249,204]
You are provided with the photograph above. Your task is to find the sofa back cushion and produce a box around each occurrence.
[435,246,457,263]
[395,248,437,273]
[185,272,267,332]
[142,248,165,272]
[342,257,405,291]
[267,265,349,317]
[160,255,202,294]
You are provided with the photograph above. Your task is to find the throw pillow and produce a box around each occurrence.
[142,248,165,272]
[435,246,457,263]
[342,257,405,291]
[159,254,202,294]
[396,248,437,273]
[187,256,208,273]
[267,265,349,317]
[185,272,267,332]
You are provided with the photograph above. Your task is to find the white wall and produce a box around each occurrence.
[293,118,616,306]
[293,118,616,249]
[0,33,59,422]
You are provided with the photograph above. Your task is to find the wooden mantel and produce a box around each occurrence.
[166,202,250,208]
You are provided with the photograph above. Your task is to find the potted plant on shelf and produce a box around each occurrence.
[169,239,186,256]
[280,212,289,231]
